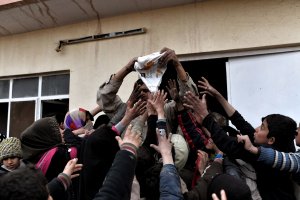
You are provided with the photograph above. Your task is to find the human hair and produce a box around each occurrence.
[93,114,110,129]
[262,114,297,152]
[0,165,49,200]
[210,112,227,127]
[133,79,144,89]
[208,173,252,200]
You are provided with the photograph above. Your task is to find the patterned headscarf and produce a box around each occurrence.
[64,108,94,131]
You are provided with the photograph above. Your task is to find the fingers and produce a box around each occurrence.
[201,94,207,103]
[182,103,193,110]
[199,91,213,96]
[212,193,220,200]
[150,144,159,152]
[115,136,123,146]
[184,91,199,106]
[220,190,227,200]
[70,174,80,179]
[127,100,133,108]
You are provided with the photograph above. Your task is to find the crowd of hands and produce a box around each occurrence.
[64,73,234,199]
[65,47,265,200]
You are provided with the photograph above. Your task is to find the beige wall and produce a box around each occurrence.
[1,0,300,110]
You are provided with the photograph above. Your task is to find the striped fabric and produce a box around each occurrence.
[258,147,300,173]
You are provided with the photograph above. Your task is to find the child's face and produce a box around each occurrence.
[2,157,21,170]
[254,119,270,145]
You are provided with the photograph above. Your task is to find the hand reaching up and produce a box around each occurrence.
[237,134,259,154]
[116,124,142,150]
[125,57,138,72]
[198,77,219,97]
[166,79,180,102]
[159,47,181,68]
[150,129,173,165]
[127,84,142,105]
[148,90,167,119]
[125,100,147,121]
[212,190,227,200]
[183,91,209,124]
[62,158,83,179]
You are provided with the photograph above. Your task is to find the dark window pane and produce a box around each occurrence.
[0,103,8,137]
[12,77,38,98]
[0,80,9,99]
[10,101,35,138]
[41,99,69,120]
[42,74,69,96]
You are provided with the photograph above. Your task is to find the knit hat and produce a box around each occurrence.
[0,137,22,162]
[171,134,189,170]
[208,173,252,200]
[64,108,94,131]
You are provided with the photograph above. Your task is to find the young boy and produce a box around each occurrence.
[0,137,25,175]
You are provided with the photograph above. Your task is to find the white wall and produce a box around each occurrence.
[1,0,300,111]
[227,51,300,127]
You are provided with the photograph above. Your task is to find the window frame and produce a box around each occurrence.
[0,73,69,137]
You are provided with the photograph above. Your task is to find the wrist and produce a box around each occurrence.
[121,117,130,126]
[121,142,138,156]
[161,152,174,165]
[248,146,259,154]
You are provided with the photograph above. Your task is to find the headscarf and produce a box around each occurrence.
[20,117,62,161]
[64,108,94,131]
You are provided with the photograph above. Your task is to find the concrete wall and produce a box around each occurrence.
[1,0,300,110]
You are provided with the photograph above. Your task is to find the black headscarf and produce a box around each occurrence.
[20,117,62,161]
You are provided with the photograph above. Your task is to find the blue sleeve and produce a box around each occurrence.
[159,164,183,200]
[258,147,300,173]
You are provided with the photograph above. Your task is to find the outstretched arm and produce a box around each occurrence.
[112,100,146,135]
[150,130,184,200]
[198,77,255,138]
[111,57,137,81]
[198,77,235,117]
[238,134,300,174]
[94,125,142,200]
[96,57,137,117]
[159,48,187,81]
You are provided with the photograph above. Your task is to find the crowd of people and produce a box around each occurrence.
[0,47,299,200]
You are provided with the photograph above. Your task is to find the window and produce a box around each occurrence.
[0,80,9,99]
[0,73,69,138]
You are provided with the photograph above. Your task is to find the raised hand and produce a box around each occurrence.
[62,158,83,179]
[166,79,180,102]
[212,190,227,200]
[116,124,142,149]
[183,91,209,124]
[198,76,219,97]
[127,84,142,105]
[237,134,259,154]
[128,100,147,119]
[146,93,157,116]
[158,47,181,68]
[150,130,173,165]
[125,57,138,72]
[148,90,167,118]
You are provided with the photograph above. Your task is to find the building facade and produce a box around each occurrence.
[1,0,300,137]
